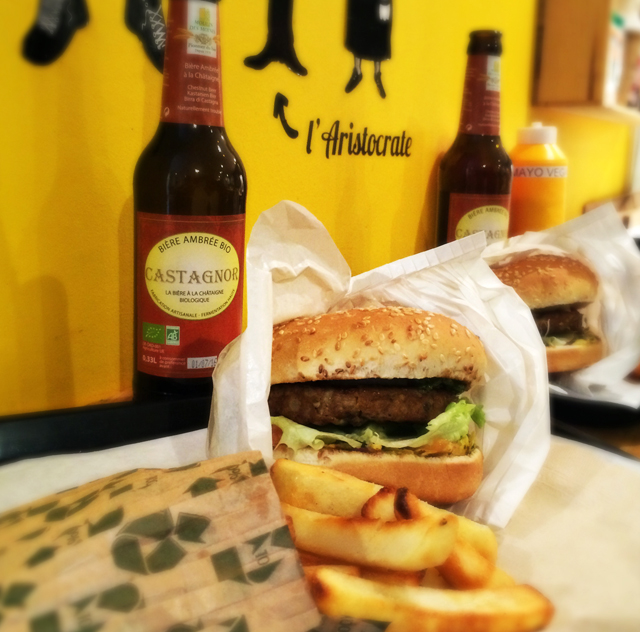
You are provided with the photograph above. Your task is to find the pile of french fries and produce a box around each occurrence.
[271,459,554,632]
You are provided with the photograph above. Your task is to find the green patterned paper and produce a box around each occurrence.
[0,452,320,632]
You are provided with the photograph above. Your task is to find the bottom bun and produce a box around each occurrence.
[273,444,483,506]
[546,339,604,373]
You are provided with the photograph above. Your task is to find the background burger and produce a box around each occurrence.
[490,253,603,373]
[268,306,487,505]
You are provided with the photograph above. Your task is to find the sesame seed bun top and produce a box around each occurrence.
[270,306,487,386]
[491,254,598,310]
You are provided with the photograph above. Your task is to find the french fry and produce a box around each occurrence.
[360,567,424,587]
[395,487,498,564]
[361,487,397,521]
[421,567,452,589]
[272,459,381,518]
[297,550,346,568]
[437,537,498,589]
[272,460,498,564]
[282,503,458,571]
[309,568,554,632]
[486,567,517,589]
[304,565,361,579]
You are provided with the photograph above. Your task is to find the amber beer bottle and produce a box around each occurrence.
[134,0,246,397]
[437,30,513,246]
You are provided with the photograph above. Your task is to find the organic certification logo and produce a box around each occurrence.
[185,0,218,57]
[145,232,239,321]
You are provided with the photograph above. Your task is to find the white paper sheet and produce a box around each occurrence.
[208,201,550,528]
[483,204,640,407]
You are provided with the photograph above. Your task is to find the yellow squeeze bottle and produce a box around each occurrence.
[509,122,568,236]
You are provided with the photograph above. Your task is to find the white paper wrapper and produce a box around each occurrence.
[208,201,550,528]
[483,204,640,408]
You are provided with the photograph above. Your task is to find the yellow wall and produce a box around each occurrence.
[532,106,634,219]
[0,0,629,417]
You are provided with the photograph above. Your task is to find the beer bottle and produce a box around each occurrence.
[437,30,512,246]
[134,0,246,398]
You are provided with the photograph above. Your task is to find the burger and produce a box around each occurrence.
[490,253,603,373]
[268,306,487,505]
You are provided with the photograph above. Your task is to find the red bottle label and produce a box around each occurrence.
[447,193,510,244]
[161,0,224,127]
[136,212,245,379]
[458,55,501,136]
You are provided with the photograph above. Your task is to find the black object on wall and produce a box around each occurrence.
[245,0,307,76]
[125,0,166,73]
[22,0,89,65]
[345,0,392,98]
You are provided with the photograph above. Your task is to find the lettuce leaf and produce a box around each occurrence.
[542,334,598,348]
[272,400,484,452]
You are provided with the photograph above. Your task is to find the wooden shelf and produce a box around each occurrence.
[534,0,640,111]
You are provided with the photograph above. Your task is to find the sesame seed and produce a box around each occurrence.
[300,356,309,362]
[309,328,316,334]
[335,342,342,351]
[378,348,384,355]
[278,330,285,335]
[440,354,445,362]
[431,343,437,349]
[346,361,352,368]
[365,340,373,346]
[353,349,361,358]
[379,333,385,341]
[298,372,305,380]
[393,343,401,351]
[433,333,439,340]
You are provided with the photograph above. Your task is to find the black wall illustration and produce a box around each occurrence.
[246,0,393,99]
[245,0,307,76]
[125,0,167,72]
[345,0,392,98]
[22,0,89,65]
[21,0,166,71]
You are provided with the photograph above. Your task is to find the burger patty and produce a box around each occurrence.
[268,382,459,427]
[531,306,585,337]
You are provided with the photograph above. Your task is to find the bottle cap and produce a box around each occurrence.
[517,122,557,145]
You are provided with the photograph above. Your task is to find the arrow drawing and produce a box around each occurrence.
[273,92,299,139]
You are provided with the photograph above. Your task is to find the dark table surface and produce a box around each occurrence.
[0,390,638,467]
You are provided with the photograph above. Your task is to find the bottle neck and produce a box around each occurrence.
[160,0,224,128]
[458,53,501,136]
